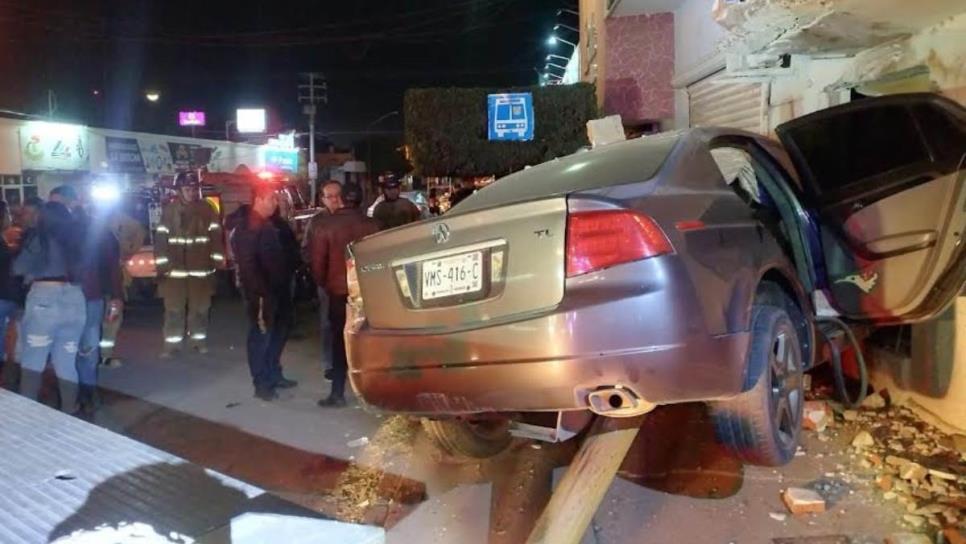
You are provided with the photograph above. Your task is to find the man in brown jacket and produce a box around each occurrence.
[309,191,378,407]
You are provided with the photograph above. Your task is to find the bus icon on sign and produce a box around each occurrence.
[488,93,534,141]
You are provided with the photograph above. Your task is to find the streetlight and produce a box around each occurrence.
[546,54,570,62]
[545,62,568,72]
[556,8,579,17]
[145,91,160,102]
[548,35,577,48]
[554,23,578,33]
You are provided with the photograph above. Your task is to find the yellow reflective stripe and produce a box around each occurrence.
[99,340,116,348]
[188,269,216,278]
[209,222,221,231]
[194,236,210,244]
[154,257,169,265]
[168,270,189,278]
[190,333,207,341]
[156,225,170,234]
[165,336,184,343]
[211,253,225,262]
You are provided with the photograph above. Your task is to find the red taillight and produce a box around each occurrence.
[566,210,673,277]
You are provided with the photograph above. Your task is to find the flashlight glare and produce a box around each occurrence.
[92,184,121,203]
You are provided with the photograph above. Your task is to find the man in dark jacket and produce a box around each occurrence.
[372,176,420,231]
[231,185,299,401]
[310,200,378,407]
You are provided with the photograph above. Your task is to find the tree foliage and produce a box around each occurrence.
[405,83,598,177]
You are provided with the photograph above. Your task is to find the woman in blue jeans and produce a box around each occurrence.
[13,202,87,412]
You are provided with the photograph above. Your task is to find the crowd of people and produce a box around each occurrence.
[0,184,145,415]
[0,172,439,415]
[234,174,424,405]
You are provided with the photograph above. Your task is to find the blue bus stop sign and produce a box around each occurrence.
[488,93,534,141]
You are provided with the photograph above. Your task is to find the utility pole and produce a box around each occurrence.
[299,72,327,206]
[47,90,58,118]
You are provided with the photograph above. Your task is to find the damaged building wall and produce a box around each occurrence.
[839,11,966,102]
[873,299,966,434]
[763,11,966,132]
[604,12,675,125]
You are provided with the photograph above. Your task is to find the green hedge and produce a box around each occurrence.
[404,83,598,177]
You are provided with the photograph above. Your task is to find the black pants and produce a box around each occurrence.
[328,294,348,399]
[246,295,292,391]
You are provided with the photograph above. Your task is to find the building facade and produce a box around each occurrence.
[580,0,966,133]
[0,117,301,204]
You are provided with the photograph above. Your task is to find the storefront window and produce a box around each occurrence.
[0,175,38,206]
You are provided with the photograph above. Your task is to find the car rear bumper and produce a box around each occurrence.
[347,256,752,416]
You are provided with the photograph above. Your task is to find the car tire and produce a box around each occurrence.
[421,418,513,459]
[711,302,805,466]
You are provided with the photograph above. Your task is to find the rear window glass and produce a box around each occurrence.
[454,133,680,213]
[784,105,930,195]
[914,104,966,165]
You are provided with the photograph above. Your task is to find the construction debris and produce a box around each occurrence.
[899,462,929,482]
[796,387,966,541]
[929,469,957,481]
[902,514,926,528]
[876,474,894,492]
[861,392,887,410]
[804,401,833,432]
[852,430,875,449]
[782,487,827,515]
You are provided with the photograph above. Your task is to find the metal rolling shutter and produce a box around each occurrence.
[688,73,765,133]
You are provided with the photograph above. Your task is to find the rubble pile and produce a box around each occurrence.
[792,390,966,542]
[332,416,420,523]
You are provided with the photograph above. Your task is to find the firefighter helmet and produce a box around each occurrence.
[173,172,200,188]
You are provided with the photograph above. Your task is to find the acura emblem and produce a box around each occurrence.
[432,223,451,244]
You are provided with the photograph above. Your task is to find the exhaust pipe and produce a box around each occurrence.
[586,386,656,418]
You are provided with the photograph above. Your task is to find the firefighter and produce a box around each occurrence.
[154,172,224,357]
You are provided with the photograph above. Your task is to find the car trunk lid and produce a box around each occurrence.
[352,197,567,331]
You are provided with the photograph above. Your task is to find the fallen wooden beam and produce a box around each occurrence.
[526,415,645,544]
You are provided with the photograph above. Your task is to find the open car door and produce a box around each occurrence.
[776,93,966,324]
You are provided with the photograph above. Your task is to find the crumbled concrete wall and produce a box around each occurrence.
[716,0,965,57]
[872,298,966,434]
[838,11,966,98]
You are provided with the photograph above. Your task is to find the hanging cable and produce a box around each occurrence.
[815,316,868,409]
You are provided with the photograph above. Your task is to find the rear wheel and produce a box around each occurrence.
[711,301,804,466]
[421,418,513,459]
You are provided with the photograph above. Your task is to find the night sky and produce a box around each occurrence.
[0,0,573,146]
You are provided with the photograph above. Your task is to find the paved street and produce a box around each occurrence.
[70,296,960,543]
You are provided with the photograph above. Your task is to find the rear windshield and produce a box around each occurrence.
[454,132,681,213]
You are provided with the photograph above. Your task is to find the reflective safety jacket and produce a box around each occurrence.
[153,199,224,280]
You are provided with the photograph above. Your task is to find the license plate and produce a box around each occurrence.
[422,252,484,300]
